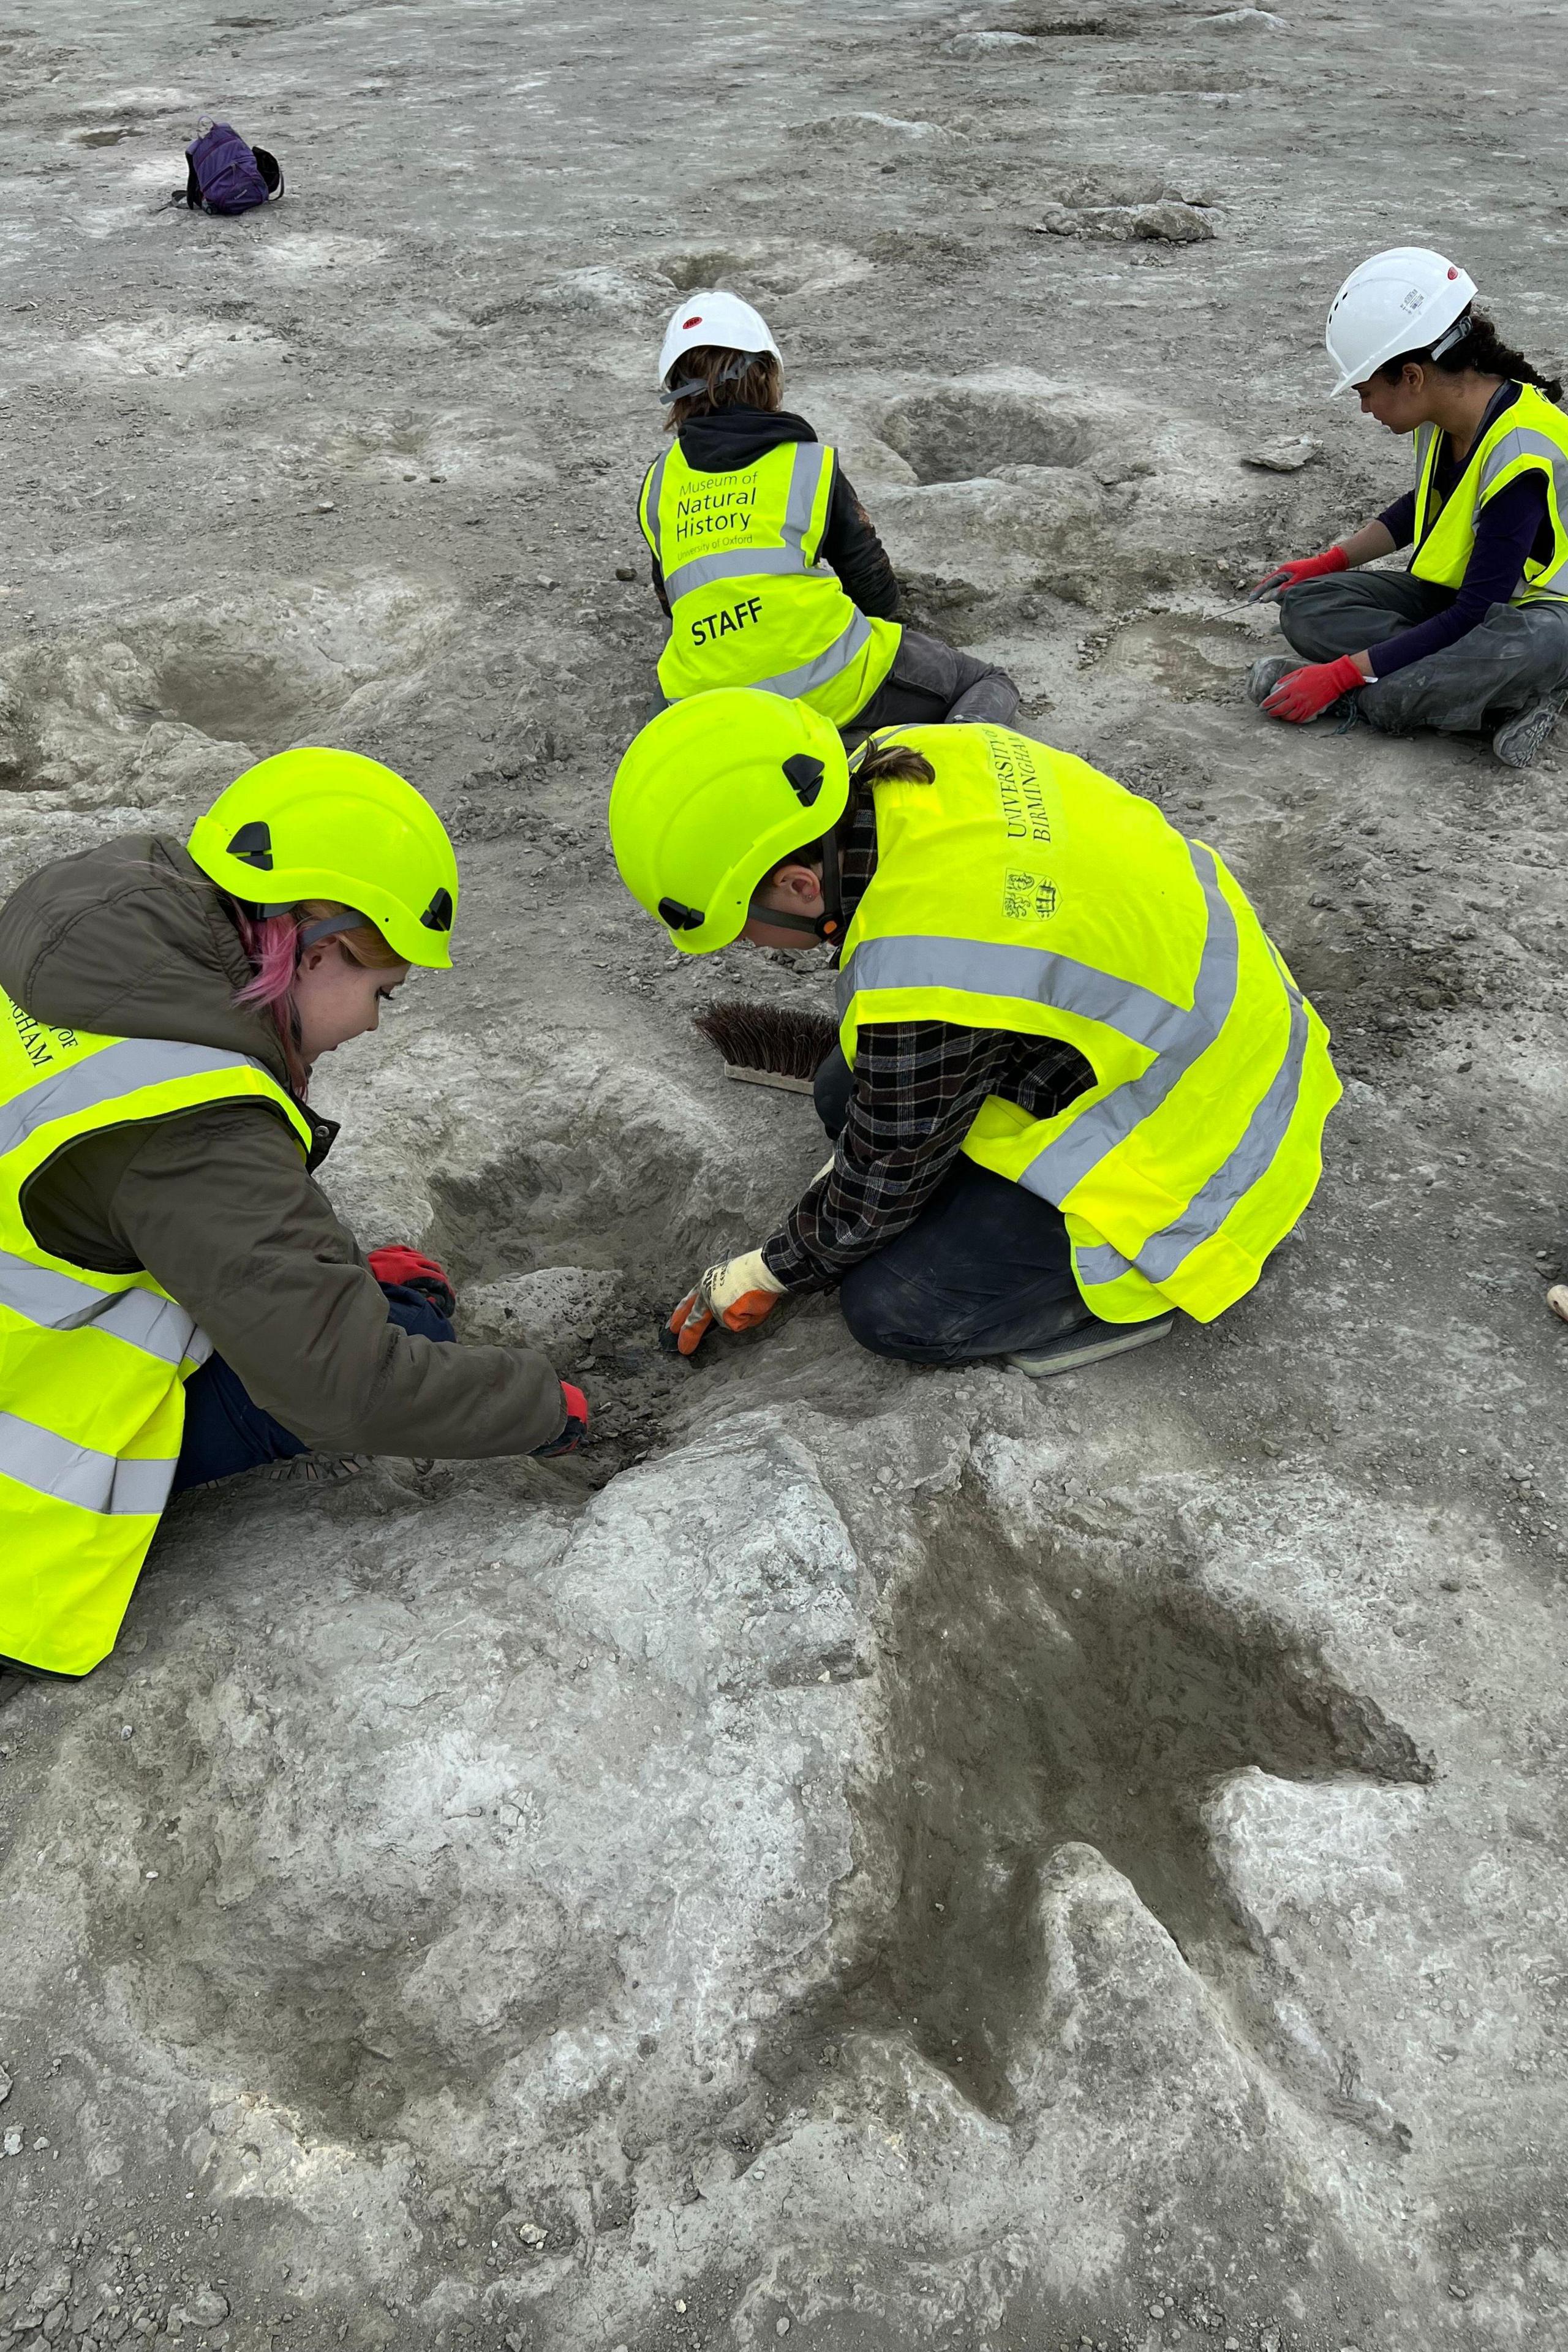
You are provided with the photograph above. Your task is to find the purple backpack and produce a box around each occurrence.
[184,119,283,214]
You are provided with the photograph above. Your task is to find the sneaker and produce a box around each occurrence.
[1493,692,1567,771]
[263,1451,372,1485]
[1008,1313,1175,1379]
[1245,654,1296,706]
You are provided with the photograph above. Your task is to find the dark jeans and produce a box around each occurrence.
[843,626,1021,746]
[1279,572,1568,734]
[812,1049,1091,1365]
[171,1283,454,1492]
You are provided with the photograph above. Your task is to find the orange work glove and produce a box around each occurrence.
[668,1249,786,1358]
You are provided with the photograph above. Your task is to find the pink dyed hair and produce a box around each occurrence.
[227,898,401,1096]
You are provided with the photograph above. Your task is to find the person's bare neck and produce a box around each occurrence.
[1429,370,1507,461]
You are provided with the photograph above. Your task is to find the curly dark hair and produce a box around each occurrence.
[1379,306,1563,402]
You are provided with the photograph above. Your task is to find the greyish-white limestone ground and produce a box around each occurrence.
[1,2,1566,2348]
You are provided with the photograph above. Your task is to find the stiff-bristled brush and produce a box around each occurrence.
[692,1000,838,1095]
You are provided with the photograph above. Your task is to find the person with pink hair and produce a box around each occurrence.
[0,747,584,1681]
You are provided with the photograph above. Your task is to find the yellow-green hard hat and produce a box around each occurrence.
[608,690,850,954]
[187,747,460,968]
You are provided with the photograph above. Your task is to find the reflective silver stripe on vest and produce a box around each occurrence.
[0,1250,202,1366]
[0,1037,273,1162]
[1480,426,1568,595]
[0,1409,175,1517]
[662,441,831,602]
[1020,844,1239,1202]
[1072,982,1310,1291]
[836,935,1186,1052]
[640,449,669,564]
[754,608,873,699]
[664,543,811,600]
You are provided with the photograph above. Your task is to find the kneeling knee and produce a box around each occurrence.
[839,1262,917,1359]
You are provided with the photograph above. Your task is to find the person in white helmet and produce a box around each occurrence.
[1246,248,1568,768]
[636,291,1020,742]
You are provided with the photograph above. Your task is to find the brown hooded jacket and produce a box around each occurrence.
[0,834,567,1458]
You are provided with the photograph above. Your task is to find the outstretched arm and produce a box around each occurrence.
[88,1104,570,1458]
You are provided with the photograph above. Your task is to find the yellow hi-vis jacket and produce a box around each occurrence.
[638,437,900,725]
[0,989,313,1676]
[1411,382,1568,600]
[834,726,1342,1325]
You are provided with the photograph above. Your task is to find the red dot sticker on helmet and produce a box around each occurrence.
[1448,267,1458,279]
[683,314,703,328]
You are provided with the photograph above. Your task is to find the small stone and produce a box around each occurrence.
[2,2128,22,2155]
[945,28,1036,53]
[0,2065,10,2103]
[675,2300,687,2313]
[1129,198,1215,243]
[614,564,636,581]
[119,1724,134,1740]
[1259,2332,1281,2352]
[776,2322,791,2339]
[314,500,336,513]
[535,576,559,590]
[1243,436,1321,473]
[181,2288,230,2328]
[1447,2281,1470,2301]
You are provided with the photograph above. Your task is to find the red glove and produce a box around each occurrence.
[1247,546,1349,604]
[368,1245,456,1317]
[1261,654,1365,724]
[532,1381,589,1458]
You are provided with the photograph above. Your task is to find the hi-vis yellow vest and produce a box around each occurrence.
[638,437,900,725]
[0,990,313,1676]
[1411,382,1568,600]
[834,726,1342,1325]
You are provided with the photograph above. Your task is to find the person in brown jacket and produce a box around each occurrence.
[0,747,581,1677]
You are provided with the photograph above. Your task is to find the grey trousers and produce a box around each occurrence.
[1278,572,1568,736]
[843,625,1020,745]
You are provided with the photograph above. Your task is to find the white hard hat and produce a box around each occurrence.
[657,290,780,399]
[1324,247,1478,398]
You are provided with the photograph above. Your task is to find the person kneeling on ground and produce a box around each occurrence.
[636,290,1020,744]
[1247,247,1568,769]
[608,692,1341,1374]
[0,748,586,1682]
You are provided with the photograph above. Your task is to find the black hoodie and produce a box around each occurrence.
[643,407,902,622]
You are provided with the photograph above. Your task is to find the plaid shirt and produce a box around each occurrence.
[761,802,1093,1289]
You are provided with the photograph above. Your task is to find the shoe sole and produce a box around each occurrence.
[1245,657,1295,707]
[1008,1314,1175,1379]
[1494,698,1566,770]
[265,1452,372,1484]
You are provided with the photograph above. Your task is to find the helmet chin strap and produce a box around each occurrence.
[658,350,765,408]
[1428,312,1473,363]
